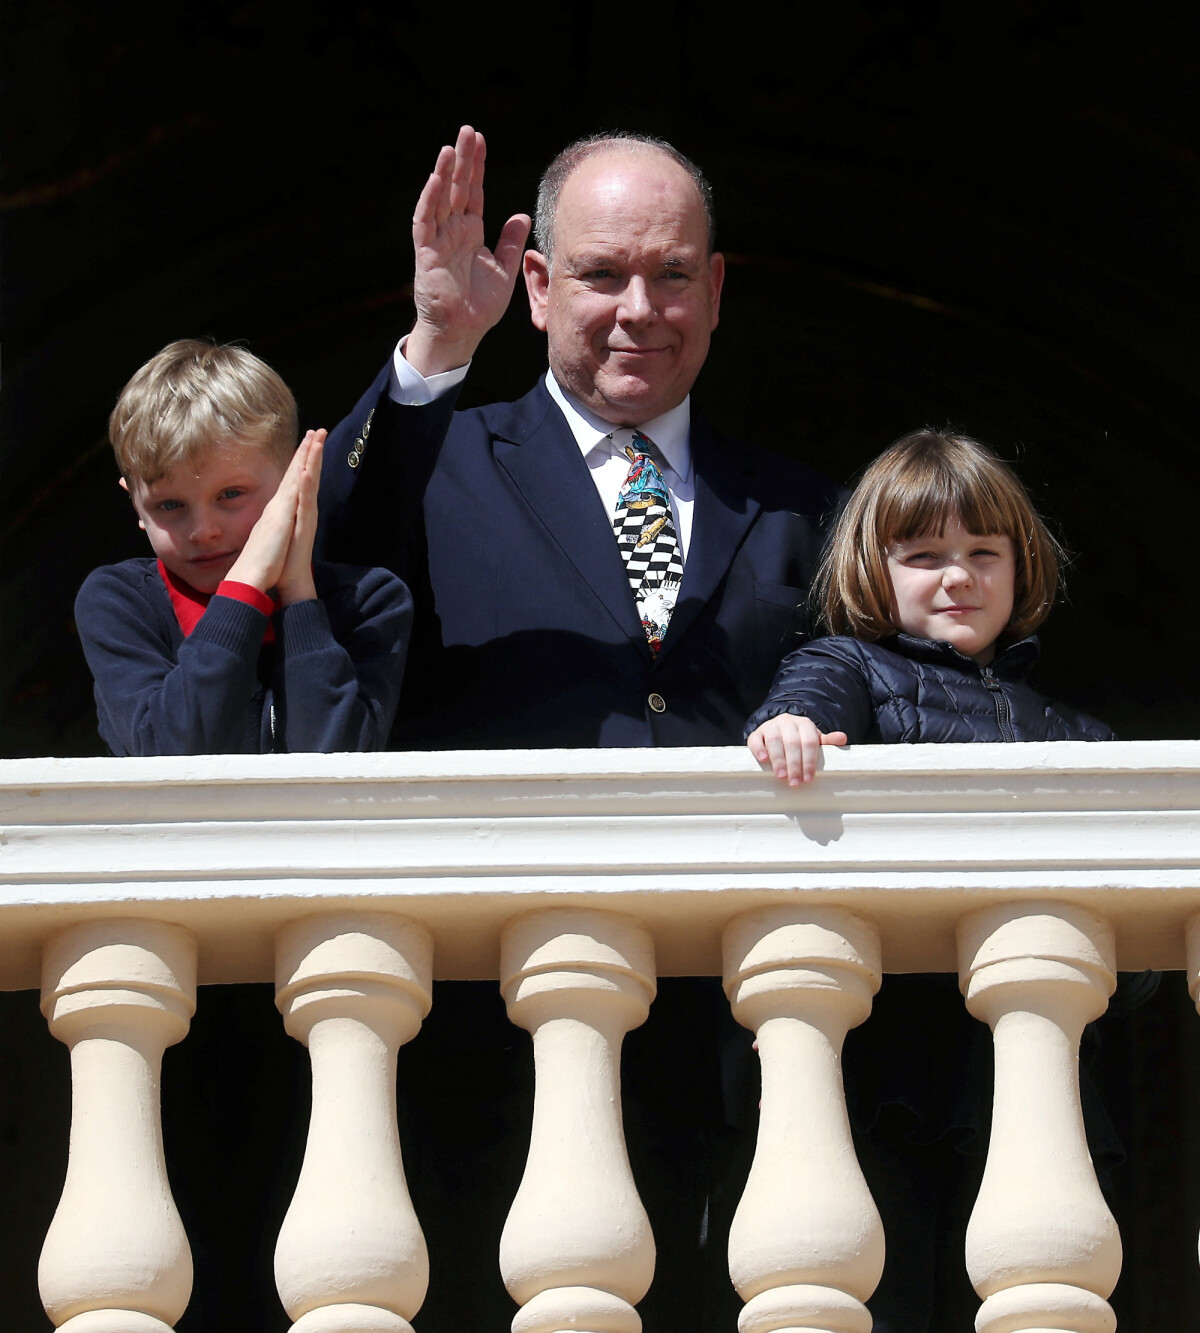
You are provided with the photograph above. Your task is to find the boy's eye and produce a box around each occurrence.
[158,499,183,512]
[219,488,244,501]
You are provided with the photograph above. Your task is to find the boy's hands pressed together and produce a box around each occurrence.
[275,430,324,605]
[225,431,323,601]
[747,714,848,786]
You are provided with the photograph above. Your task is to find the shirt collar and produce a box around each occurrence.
[157,559,277,642]
[544,370,693,483]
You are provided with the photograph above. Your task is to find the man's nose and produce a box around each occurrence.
[618,277,654,324]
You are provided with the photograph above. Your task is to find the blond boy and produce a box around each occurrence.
[76,339,411,754]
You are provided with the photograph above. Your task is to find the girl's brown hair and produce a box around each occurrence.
[816,429,1064,641]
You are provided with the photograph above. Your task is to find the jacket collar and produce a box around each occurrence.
[491,382,647,644]
[489,383,761,661]
[664,406,760,660]
[886,632,1041,678]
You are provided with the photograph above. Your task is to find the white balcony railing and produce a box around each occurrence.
[3,740,1199,1333]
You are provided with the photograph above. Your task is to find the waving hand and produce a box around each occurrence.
[405,126,531,376]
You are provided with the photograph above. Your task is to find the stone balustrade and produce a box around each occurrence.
[3,740,1200,1331]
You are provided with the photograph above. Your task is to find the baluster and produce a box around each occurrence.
[723,905,883,1333]
[499,908,656,1333]
[39,918,197,1333]
[274,912,433,1333]
[958,902,1120,1333]
[1183,914,1200,1274]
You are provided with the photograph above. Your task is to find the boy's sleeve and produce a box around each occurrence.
[743,638,876,742]
[75,564,269,756]
[272,565,413,753]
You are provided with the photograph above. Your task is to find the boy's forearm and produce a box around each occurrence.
[77,567,267,756]
[274,568,410,752]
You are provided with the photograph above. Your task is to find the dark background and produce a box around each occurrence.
[3,3,1200,1330]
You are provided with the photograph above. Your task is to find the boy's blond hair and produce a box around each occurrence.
[817,429,1064,642]
[109,339,298,483]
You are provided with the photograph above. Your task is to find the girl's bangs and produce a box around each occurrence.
[876,456,1022,544]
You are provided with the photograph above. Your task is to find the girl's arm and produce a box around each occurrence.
[747,714,848,785]
[744,638,875,784]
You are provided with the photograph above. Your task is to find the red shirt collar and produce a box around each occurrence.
[157,560,277,641]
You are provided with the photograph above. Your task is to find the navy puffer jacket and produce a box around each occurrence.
[745,633,1114,744]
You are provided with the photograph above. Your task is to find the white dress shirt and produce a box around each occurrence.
[388,342,696,560]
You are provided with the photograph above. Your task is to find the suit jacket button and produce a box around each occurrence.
[348,451,360,468]
[648,693,666,713]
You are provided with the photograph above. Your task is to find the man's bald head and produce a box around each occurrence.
[522,140,725,426]
[533,132,716,267]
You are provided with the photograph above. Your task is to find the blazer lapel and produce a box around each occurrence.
[492,386,647,644]
[657,415,760,661]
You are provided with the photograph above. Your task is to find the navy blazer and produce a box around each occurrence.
[319,369,843,750]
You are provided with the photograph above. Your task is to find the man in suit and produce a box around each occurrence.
[319,126,841,751]
[316,130,843,1330]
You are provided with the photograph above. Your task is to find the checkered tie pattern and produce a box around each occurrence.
[611,429,683,652]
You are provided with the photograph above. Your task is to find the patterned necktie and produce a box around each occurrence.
[611,430,684,652]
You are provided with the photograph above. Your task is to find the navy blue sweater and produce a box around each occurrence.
[76,558,412,755]
[745,633,1114,743]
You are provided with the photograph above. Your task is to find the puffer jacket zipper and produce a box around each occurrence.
[980,666,1016,742]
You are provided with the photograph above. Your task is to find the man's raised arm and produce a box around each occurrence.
[403,125,532,377]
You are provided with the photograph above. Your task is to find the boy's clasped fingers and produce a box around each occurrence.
[293,430,325,535]
[298,429,327,494]
[224,432,322,594]
[274,430,325,606]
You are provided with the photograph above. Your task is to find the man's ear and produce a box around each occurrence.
[118,477,146,530]
[709,251,725,330]
[524,250,550,332]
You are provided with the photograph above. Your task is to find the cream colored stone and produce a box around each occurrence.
[738,1283,874,1333]
[500,908,656,1333]
[38,919,196,1331]
[3,743,1200,1323]
[274,913,433,1333]
[959,902,1120,1333]
[51,1312,182,1333]
[3,741,1200,985]
[723,906,883,1332]
[972,1282,1117,1333]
